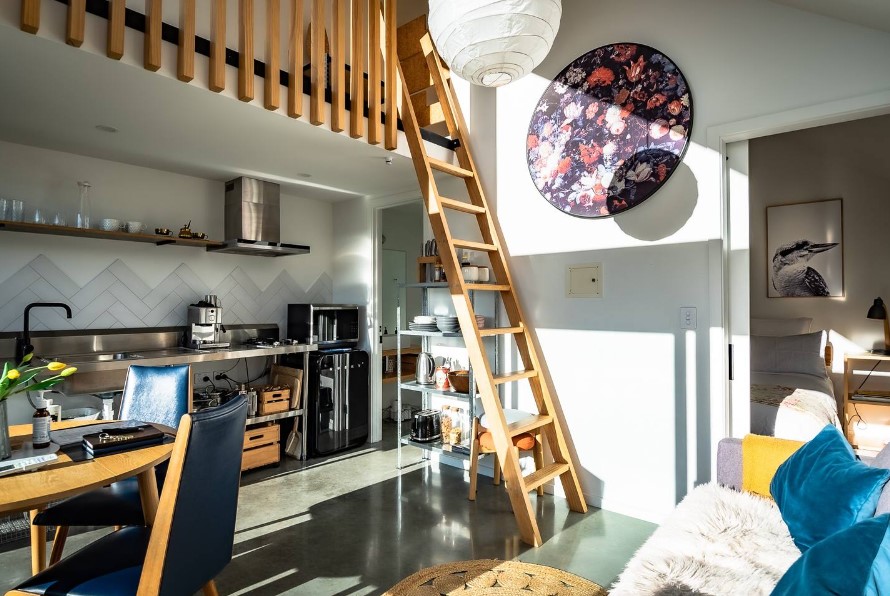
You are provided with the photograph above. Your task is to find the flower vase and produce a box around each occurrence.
[0,400,11,460]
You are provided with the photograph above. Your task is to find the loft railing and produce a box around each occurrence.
[18,0,422,150]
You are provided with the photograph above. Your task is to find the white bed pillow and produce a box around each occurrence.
[750,317,813,337]
[751,331,827,377]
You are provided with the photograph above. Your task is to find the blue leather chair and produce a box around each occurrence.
[10,395,248,596]
[33,364,192,564]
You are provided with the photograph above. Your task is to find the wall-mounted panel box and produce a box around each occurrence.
[567,263,602,298]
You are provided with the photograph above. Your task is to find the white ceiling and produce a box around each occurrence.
[0,27,422,201]
[767,0,890,34]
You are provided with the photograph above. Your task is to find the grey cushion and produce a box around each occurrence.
[751,317,813,337]
[751,331,827,376]
[872,442,890,515]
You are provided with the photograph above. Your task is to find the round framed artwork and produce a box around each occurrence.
[526,43,693,218]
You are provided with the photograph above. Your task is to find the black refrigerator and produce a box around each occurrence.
[284,348,368,457]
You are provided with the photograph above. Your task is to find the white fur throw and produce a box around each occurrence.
[611,483,801,595]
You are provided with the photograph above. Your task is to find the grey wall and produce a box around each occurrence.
[750,115,890,353]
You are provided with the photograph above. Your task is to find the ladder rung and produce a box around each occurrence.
[465,283,509,292]
[478,326,523,337]
[439,197,485,215]
[524,462,570,493]
[429,158,473,178]
[452,239,497,252]
[492,370,538,385]
[506,414,552,437]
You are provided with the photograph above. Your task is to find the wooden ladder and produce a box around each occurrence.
[395,25,588,547]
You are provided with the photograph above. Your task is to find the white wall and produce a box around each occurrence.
[487,0,890,521]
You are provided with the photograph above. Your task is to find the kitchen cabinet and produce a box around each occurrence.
[395,282,499,469]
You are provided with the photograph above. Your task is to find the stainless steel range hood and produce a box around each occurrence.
[207,177,310,257]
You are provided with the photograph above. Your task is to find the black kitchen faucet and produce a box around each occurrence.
[15,302,73,364]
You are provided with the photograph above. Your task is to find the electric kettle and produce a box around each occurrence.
[415,352,435,385]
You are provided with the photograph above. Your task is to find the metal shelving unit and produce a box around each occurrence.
[396,282,499,469]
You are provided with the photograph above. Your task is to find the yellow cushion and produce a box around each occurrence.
[742,434,804,498]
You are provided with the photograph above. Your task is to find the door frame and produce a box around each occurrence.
[369,193,425,443]
[709,90,890,442]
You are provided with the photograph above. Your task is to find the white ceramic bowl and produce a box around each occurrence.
[99,218,121,232]
[61,407,101,421]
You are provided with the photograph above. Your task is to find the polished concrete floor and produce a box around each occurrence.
[0,423,655,594]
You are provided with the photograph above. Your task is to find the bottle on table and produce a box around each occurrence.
[32,395,51,449]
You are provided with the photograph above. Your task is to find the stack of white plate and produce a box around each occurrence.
[409,315,439,332]
[436,315,460,333]
[475,315,485,329]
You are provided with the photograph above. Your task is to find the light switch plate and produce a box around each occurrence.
[567,263,602,298]
[680,307,697,330]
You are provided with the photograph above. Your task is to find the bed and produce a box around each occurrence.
[750,318,841,442]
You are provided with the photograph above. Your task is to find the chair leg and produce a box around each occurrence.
[202,580,219,596]
[49,525,68,566]
[493,452,501,486]
[533,433,545,496]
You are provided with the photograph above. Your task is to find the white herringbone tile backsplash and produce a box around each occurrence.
[0,255,333,335]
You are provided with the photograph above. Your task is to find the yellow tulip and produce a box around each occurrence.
[47,362,67,371]
[7,369,20,380]
[60,367,77,377]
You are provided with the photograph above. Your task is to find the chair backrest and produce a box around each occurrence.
[120,364,192,428]
[138,395,248,596]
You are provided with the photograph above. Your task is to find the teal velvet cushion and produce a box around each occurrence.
[770,425,890,552]
[771,514,890,595]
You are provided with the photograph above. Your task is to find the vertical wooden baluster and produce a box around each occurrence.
[368,0,381,144]
[178,0,196,82]
[66,0,86,47]
[107,0,126,59]
[239,0,255,101]
[330,0,346,131]
[383,0,397,149]
[349,0,364,138]
[309,0,325,125]
[210,0,226,92]
[145,0,162,71]
[265,0,281,110]
[287,0,304,117]
[21,0,40,34]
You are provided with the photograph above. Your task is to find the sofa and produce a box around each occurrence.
[610,435,890,595]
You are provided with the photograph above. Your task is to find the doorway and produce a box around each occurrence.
[378,201,425,427]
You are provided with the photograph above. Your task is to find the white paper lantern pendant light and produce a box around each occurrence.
[428,0,562,87]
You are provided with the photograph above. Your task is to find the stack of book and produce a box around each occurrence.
[82,424,165,455]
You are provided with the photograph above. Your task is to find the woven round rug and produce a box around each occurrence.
[384,559,608,596]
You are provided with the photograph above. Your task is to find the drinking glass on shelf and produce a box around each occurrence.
[11,200,24,222]
[0,198,9,220]
[31,207,46,225]
[52,212,67,226]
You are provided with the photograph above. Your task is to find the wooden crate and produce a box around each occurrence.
[271,364,304,409]
[257,386,291,415]
[241,422,280,471]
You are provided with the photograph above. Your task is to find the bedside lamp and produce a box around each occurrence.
[866,297,890,355]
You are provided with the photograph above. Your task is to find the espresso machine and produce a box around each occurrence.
[187,295,230,348]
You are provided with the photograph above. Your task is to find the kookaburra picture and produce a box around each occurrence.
[767,199,844,298]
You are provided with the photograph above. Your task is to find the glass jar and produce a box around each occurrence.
[76,181,91,229]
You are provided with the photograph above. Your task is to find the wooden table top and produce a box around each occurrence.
[1,419,174,516]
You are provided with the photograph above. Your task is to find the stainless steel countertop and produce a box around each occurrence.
[41,343,319,373]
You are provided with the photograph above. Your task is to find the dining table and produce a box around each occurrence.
[1,419,174,575]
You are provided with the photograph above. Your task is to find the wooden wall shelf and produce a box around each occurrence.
[0,221,223,248]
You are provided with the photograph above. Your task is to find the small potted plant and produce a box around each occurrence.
[0,354,77,460]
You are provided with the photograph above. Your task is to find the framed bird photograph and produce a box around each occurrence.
[767,198,844,297]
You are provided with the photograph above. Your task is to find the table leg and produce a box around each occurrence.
[28,508,46,574]
[137,466,160,526]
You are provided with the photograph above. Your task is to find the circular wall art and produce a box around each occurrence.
[526,43,693,218]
